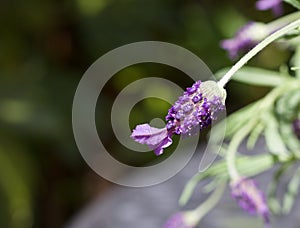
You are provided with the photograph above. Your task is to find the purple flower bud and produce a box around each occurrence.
[182,103,193,114]
[166,81,226,137]
[293,119,300,140]
[192,94,202,103]
[131,80,226,155]
[175,110,185,120]
[221,22,269,59]
[166,120,176,130]
[164,212,195,228]
[186,82,200,95]
[256,0,283,16]
[231,178,270,227]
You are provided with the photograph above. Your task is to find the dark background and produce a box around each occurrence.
[0,0,293,227]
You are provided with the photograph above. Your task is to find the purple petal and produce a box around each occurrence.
[131,124,167,145]
[256,0,283,16]
[151,136,173,156]
[220,22,257,60]
[256,0,278,10]
[220,39,241,60]
[131,124,172,155]
[220,22,271,59]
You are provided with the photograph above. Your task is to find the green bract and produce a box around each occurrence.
[284,0,300,10]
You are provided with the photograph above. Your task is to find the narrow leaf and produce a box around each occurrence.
[267,163,291,214]
[263,112,290,160]
[247,121,265,150]
[279,121,300,157]
[283,0,300,9]
[282,166,300,214]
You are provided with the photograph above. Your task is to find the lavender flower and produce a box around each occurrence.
[231,178,270,227]
[131,80,226,155]
[164,212,195,228]
[256,0,283,16]
[221,22,269,59]
[293,118,300,140]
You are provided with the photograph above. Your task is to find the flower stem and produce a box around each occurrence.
[268,11,300,32]
[218,18,300,88]
[226,118,258,180]
[186,182,226,225]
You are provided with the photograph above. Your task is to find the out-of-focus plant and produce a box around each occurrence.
[132,1,300,227]
[177,2,300,228]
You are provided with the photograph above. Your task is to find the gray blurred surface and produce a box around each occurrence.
[66,143,300,228]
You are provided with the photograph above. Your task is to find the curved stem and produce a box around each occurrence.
[186,182,226,225]
[218,18,300,88]
[226,119,258,180]
[268,11,300,31]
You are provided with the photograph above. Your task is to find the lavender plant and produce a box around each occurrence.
[132,1,300,227]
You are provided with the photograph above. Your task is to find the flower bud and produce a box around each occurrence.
[221,22,269,59]
[131,80,226,155]
[256,0,283,16]
[231,178,270,227]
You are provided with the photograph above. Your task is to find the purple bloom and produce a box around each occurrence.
[221,22,269,59]
[131,80,226,155]
[256,0,283,16]
[231,178,270,227]
[166,81,225,136]
[293,119,300,140]
[164,212,194,228]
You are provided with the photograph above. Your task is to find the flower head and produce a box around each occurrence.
[131,80,226,155]
[221,22,269,59]
[165,80,225,136]
[293,118,300,140]
[231,178,270,227]
[164,212,195,228]
[256,0,283,16]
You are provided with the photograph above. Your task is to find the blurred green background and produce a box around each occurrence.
[0,0,293,227]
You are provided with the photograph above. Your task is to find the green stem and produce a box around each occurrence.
[268,11,300,31]
[218,18,300,88]
[292,45,300,79]
[226,119,258,180]
[267,162,292,214]
[186,182,226,225]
